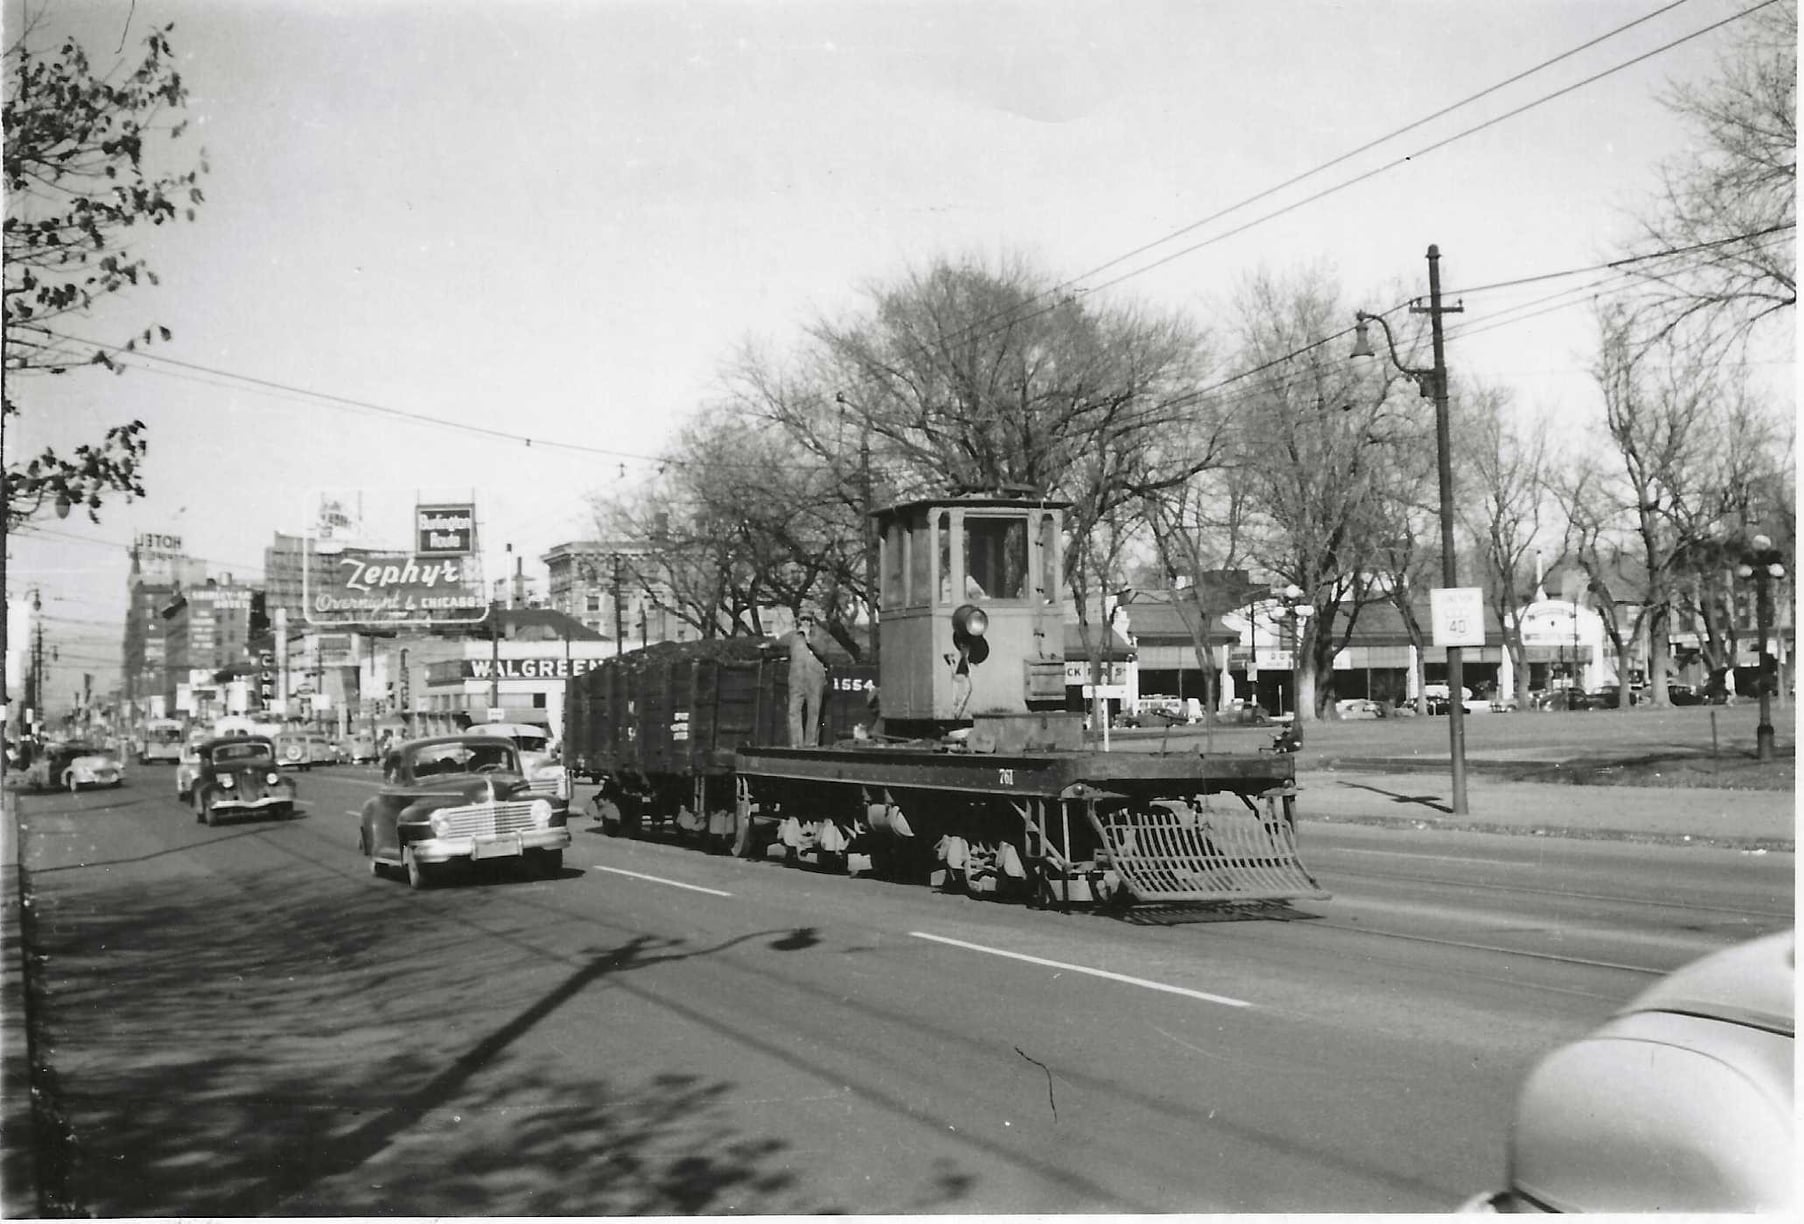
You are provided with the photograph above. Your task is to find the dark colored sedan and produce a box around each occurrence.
[359,735,571,889]
[191,736,297,825]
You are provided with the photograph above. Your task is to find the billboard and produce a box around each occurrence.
[307,549,489,626]
[302,489,487,627]
[416,503,477,556]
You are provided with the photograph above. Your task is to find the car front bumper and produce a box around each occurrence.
[211,793,295,811]
[409,826,571,865]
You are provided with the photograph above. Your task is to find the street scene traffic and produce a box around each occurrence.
[3,0,1795,1216]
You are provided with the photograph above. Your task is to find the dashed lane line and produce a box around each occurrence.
[910,931,1253,1008]
[589,864,733,897]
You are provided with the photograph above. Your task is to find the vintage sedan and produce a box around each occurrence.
[274,730,313,770]
[360,735,570,889]
[174,736,204,802]
[1462,929,1793,1212]
[191,736,297,825]
[24,741,125,792]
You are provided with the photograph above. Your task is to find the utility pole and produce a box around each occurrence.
[489,600,502,714]
[1354,244,1467,814]
[611,554,626,657]
[862,427,879,671]
[1415,246,1467,815]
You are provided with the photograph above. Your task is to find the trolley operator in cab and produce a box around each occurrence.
[779,611,832,747]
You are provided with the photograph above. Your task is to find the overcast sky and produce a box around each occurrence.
[7,0,1793,701]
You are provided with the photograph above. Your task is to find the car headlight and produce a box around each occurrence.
[429,811,451,836]
[530,799,553,829]
[219,774,235,789]
[266,771,282,785]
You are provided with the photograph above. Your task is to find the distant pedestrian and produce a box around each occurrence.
[780,611,831,747]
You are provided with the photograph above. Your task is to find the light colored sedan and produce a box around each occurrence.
[60,746,125,791]
[1463,929,1794,1212]
[175,738,204,802]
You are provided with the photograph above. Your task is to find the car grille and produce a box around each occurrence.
[436,800,542,838]
[522,775,562,797]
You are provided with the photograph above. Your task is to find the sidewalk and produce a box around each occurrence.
[0,784,37,1217]
[1298,764,1795,850]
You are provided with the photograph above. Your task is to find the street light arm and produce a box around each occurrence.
[1352,310,1436,397]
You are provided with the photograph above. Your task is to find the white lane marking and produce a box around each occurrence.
[910,932,1252,1009]
[590,864,732,897]
[1330,847,1509,866]
[344,810,362,817]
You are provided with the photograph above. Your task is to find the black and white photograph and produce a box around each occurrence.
[2,0,1794,1215]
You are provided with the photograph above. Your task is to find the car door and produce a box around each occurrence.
[365,756,409,859]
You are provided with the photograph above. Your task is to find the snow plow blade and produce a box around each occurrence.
[1087,795,1329,905]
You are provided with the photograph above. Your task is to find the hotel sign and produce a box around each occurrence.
[416,503,477,556]
[305,548,489,627]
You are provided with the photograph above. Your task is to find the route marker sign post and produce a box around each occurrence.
[1430,587,1485,648]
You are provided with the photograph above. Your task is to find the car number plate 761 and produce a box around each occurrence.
[471,834,523,860]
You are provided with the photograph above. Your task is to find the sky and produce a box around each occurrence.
[5,0,1795,710]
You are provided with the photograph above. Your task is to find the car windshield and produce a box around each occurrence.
[212,742,274,764]
[406,742,518,778]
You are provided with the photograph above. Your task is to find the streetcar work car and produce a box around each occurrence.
[567,491,1326,910]
[361,735,570,889]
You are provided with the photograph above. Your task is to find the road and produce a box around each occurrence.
[11,764,1793,1215]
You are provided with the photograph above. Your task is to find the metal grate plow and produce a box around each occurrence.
[1087,792,1329,904]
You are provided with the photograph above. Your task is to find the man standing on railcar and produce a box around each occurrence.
[781,610,831,747]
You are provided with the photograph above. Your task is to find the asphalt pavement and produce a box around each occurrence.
[2,749,1795,1214]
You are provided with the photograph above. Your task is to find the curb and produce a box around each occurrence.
[0,781,39,1217]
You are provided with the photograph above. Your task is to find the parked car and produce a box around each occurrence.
[174,735,206,801]
[464,721,567,799]
[1334,698,1386,720]
[340,732,378,764]
[1534,687,1595,712]
[1421,684,1493,715]
[25,741,125,792]
[360,735,570,889]
[274,730,313,770]
[307,733,342,766]
[190,736,297,825]
[1589,684,1641,708]
[1462,929,1794,1213]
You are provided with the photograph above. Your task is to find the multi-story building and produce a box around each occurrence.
[121,545,209,718]
[262,532,339,628]
[161,579,256,716]
[542,539,682,651]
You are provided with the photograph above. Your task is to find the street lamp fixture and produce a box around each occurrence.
[1352,244,1469,815]
[1735,533,1787,764]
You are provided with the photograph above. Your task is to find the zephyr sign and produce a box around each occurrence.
[416,503,476,556]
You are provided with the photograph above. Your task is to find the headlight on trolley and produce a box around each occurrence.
[952,603,989,638]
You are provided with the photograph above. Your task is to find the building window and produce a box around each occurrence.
[585,593,603,613]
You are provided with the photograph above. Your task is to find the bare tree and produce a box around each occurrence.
[1457,383,1553,707]
[736,253,1235,661]
[1221,266,1433,724]
[1621,0,1796,352]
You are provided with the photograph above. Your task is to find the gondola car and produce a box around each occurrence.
[565,491,1325,910]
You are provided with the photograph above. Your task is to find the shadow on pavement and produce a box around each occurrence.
[17,856,901,1216]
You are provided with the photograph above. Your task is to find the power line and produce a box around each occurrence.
[39,3,1771,476]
